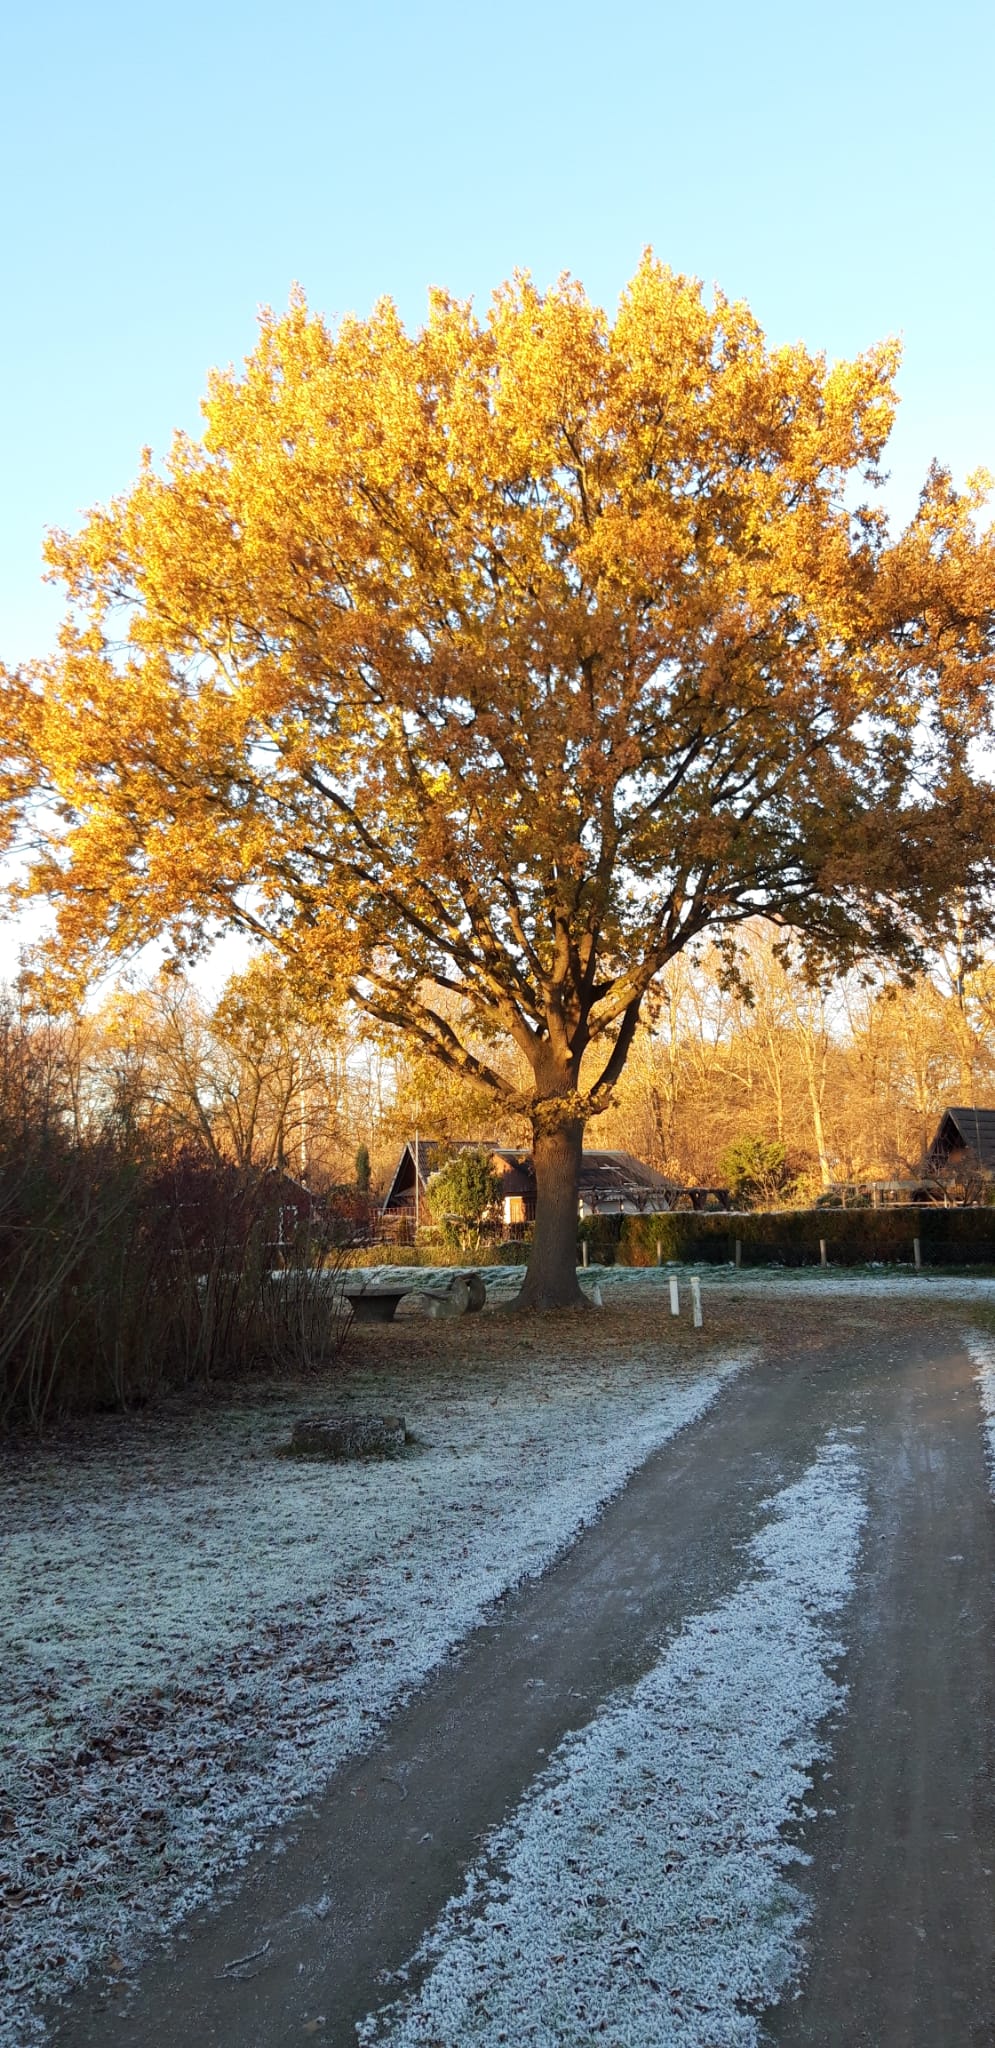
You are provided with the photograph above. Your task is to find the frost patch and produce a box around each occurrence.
[582,1266,995,1305]
[358,1437,866,2048]
[0,1346,747,2047]
[964,1329,995,1482]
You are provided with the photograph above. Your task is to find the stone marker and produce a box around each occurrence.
[424,1271,487,1317]
[289,1413,407,1459]
[464,1271,487,1312]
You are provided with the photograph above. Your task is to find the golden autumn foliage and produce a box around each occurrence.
[4,257,995,1302]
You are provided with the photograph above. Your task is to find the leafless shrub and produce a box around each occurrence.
[0,1002,355,1429]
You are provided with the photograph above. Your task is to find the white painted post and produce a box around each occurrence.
[913,1235,922,1269]
[820,1238,828,1268]
[669,1276,680,1317]
[690,1275,703,1328]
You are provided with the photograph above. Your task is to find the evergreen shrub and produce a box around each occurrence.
[578,1215,622,1265]
[616,1207,995,1268]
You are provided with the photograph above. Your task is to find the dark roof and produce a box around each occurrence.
[926,1107,995,1172]
[411,1138,529,1183]
[381,1140,679,1213]
[381,1139,530,1211]
[576,1150,679,1197]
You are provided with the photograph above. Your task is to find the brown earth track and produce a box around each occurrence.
[769,1315,995,2047]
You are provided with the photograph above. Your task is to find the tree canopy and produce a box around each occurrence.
[5,256,995,1302]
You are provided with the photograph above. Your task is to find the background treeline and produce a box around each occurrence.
[597,928,995,1197]
[19,926,988,1199]
[398,932,995,1200]
[5,921,994,1423]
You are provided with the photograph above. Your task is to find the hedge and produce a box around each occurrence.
[346,1239,531,1269]
[356,1210,995,1272]
[612,1206,995,1269]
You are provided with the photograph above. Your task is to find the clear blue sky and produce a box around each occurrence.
[1,0,993,665]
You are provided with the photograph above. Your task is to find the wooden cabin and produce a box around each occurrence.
[926,1107,995,1177]
[381,1140,725,1230]
[382,1141,536,1232]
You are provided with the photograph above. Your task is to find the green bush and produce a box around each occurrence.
[578,1215,622,1265]
[616,1206,995,1268]
[716,1134,791,1206]
[427,1148,503,1253]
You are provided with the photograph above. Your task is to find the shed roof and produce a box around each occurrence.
[381,1139,531,1211]
[576,1150,678,1197]
[926,1107,995,1172]
[381,1140,680,1213]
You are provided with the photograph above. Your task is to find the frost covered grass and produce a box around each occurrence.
[1,1313,749,2046]
[584,1266,995,1303]
[367,1262,995,1309]
[964,1328,995,1481]
[358,1436,867,2048]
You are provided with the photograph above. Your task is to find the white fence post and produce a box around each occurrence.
[669,1276,680,1317]
[690,1275,703,1328]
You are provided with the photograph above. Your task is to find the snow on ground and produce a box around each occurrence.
[964,1329,995,1481]
[358,1435,867,2048]
[1,1337,749,2047]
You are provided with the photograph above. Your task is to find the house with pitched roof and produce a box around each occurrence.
[381,1139,727,1230]
[925,1107,995,1178]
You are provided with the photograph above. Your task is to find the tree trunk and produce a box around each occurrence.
[808,1086,833,1191]
[514,1117,587,1311]
[796,1002,833,1191]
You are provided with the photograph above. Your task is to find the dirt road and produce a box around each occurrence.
[771,1318,995,2046]
[48,1300,995,2047]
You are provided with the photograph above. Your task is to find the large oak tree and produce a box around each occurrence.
[5,258,995,1304]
